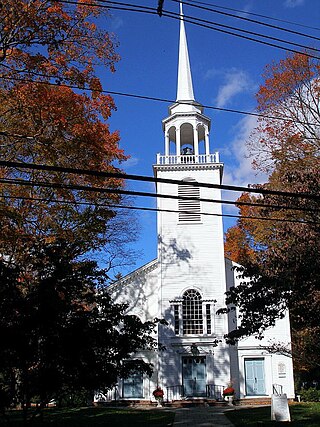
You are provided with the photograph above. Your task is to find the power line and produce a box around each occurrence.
[190,0,320,32]
[174,0,320,42]
[1,160,319,201]
[0,193,317,225]
[147,8,320,60]
[157,7,320,56]
[0,176,318,213]
[59,1,320,59]
[1,75,320,128]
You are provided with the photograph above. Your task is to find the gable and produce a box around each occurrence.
[109,259,159,321]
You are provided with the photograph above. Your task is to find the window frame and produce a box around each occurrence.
[182,289,203,335]
[178,178,201,223]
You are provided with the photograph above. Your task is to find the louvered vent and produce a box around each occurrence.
[178,179,201,222]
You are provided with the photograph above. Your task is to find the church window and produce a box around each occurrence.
[206,304,211,334]
[174,305,180,334]
[183,289,203,334]
[178,178,201,222]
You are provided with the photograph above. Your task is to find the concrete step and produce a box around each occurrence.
[237,398,271,406]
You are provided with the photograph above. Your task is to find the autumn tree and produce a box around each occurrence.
[0,0,119,86]
[248,52,320,171]
[0,1,138,270]
[0,2,151,414]
[223,52,320,382]
[224,193,261,265]
[0,239,159,421]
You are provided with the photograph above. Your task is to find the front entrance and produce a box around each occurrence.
[182,356,206,397]
[245,358,266,396]
[123,372,143,398]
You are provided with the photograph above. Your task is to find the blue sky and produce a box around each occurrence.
[97,0,320,275]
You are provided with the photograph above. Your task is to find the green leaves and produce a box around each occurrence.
[0,239,159,411]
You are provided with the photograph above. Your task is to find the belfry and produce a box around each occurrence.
[97,2,295,404]
[161,2,212,161]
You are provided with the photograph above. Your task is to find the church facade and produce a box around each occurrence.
[99,4,295,404]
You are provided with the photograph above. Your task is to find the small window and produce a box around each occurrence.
[183,289,203,334]
[123,372,143,398]
[178,178,201,222]
[206,304,211,334]
[174,305,180,335]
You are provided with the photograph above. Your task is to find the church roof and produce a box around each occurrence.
[108,258,158,289]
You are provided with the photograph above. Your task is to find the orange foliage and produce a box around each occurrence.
[0,0,119,88]
[248,52,320,172]
[0,81,127,255]
[224,193,263,265]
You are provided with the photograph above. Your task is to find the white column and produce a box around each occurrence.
[176,127,181,163]
[205,128,210,160]
[193,126,199,162]
[165,132,170,156]
[205,129,210,154]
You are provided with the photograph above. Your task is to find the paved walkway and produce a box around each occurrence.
[172,406,235,427]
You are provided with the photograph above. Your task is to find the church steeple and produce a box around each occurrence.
[155,0,221,176]
[176,2,195,102]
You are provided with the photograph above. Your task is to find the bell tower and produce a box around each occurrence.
[153,3,229,389]
[154,0,227,349]
[160,2,216,165]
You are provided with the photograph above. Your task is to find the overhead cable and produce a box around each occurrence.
[0,176,319,213]
[173,0,320,42]
[1,160,320,201]
[0,193,317,225]
[58,0,320,59]
[1,76,320,127]
[190,0,320,32]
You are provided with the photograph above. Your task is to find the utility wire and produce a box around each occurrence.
[59,0,320,59]
[173,0,320,42]
[0,176,318,213]
[1,160,320,201]
[0,193,317,225]
[1,75,320,127]
[190,0,320,32]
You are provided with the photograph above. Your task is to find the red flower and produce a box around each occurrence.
[153,387,164,398]
[223,387,235,396]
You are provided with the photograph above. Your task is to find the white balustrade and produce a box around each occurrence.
[156,153,220,165]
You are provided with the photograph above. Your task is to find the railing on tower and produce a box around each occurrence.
[156,153,220,165]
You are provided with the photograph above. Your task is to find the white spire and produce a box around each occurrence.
[176,2,195,102]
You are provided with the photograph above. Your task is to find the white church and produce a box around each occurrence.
[101,3,295,404]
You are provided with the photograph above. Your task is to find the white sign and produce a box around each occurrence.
[271,394,291,422]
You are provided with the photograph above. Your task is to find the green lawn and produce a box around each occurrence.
[0,407,175,427]
[225,403,320,427]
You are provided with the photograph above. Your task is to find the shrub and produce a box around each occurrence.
[298,388,320,402]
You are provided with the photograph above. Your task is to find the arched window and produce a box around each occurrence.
[178,178,201,222]
[183,289,203,334]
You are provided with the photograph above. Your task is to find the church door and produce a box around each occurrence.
[123,372,143,398]
[245,358,266,396]
[182,356,206,397]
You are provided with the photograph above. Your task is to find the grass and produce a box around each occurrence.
[0,407,175,427]
[225,402,320,427]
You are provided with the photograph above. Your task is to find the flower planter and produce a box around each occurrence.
[225,395,234,406]
[153,387,164,407]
